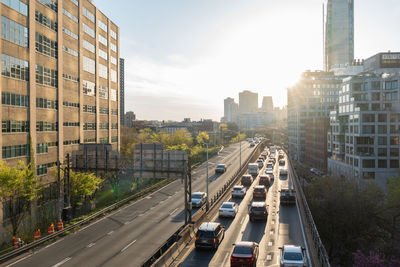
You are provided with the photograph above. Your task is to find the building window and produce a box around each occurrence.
[83,104,96,113]
[83,7,95,22]
[385,80,398,90]
[1,54,29,81]
[111,123,118,129]
[36,65,57,87]
[390,160,399,168]
[99,107,108,114]
[99,48,108,60]
[84,122,96,131]
[70,0,78,6]
[37,162,56,176]
[111,70,117,83]
[2,144,29,159]
[378,125,387,134]
[99,137,108,144]
[63,122,79,127]
[99,64,108,79]
[111,109,118,116]
[378,160,387,168]
[36,97,57,110]
[2,120,29,133]
[62,45,78,57]
[37,143,49,154]
[36,32,57,59]
[63,139,79,145]
[390,148,399,157]
[362,159,375,168]
[83,56,95,74]
[83,39,95,53]
[362,172,375,180]
[110,42,117,52]
[36,121,58,132]
[63,101,79,108]
[98,20,107,33]
[98,34,107,46]
[84,138,96,143]
[390,136,399,145]
[37,0,57,13]
[110,29,117,40]
[83,80,95,96]
[111,88,117,101]
[1,16,28,47]
[35,10,57,32]
[111,136,118,143]
[99,85,108,99]
[62,8,78,23]
[62,73,79,82]
[99,123,108,130]
[2,92,29,107]
[110,56,117,65]
[63,27,78,40]
[2,0,28,16]
[83,23,95,38]
[378,148,387,157]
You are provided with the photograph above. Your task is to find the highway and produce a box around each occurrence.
[174,150,311,267]
[4,142,256,267]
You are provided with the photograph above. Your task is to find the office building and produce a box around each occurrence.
[260,96,273,112]
[124,111,136,127]
[324,0,354,71]
[120,57,124,126]
[0,0,120,182]
[239,90,258,114]
[223,97,238,122]
[328,52,400,188]
[287,71,342,170]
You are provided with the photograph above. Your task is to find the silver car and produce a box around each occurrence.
[279,245,307,267]
[219,202,238,218]
[191,192,207,208]
[232,185,246,198]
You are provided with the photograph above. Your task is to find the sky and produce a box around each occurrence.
[95,0,400,121]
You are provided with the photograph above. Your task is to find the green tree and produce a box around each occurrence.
[0,161,40,236]
[69,170,102,208]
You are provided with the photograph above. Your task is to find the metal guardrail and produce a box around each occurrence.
[144,141,267,267]
[0,179,169,264]
[286,154,331,267]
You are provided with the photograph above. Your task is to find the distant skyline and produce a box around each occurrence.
[95,0,400,121]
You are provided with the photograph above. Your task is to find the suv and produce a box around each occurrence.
[259,175,271,187]
[215,164,227,173]
[241,174,253,186]
[253,185,267,199]
[280,187,296,205]
[279,245,307,267]
[195,222,225,249]
[249,202,268,222]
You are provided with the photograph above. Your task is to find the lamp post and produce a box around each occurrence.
[201,142,209,211]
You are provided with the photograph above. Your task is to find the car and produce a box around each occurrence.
[231,241,259,267]
[241,174,253,186]
[266,163,274,169]
[219,202,238,218]
[256,159,264,169]
[279,167,288,177]
[191,192,207,208]
[195,222,225,249]
[259,175,271,187]
[249,142,255,147]
[280,187,296,205]
[279,159,285,166]
[269,157,276,164]
[279,245,307,267]
[258,156,265,162]
[232,185,247,198]
[249,201,268,222]
[265,168,273,175]
[253,185,267,199]
[269,173,275,181]
[215,164,227,173]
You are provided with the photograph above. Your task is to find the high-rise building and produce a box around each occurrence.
[324,0,354,71]
[0,0,120,180]
[223,97,238,122]
[124,111,136,127]
[261,96,273,112]
[120,58,125,126]
[239,90,258,114]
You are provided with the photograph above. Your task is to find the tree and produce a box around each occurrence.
[196,131,209,144]
[0,161,40,236]
[69,170,102,208]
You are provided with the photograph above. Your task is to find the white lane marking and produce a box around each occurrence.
[124,221,130,225]
[170,208,178,216]
[270,230,274,235]
[138,213,144,217]
[107,230,114,235]
[221,252,229,266]
[45,239,62,248]
[146,196,152,199]
[5,254,32,267]
[271,220,275,225]
[121,239,136,252]
[87,242,95,248]
[52,257,71,267]
[150,206,155,210]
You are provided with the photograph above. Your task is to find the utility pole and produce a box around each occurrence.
[205,143,209,211]
[184,152,192,225]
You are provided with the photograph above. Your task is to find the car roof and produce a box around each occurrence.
[199,222,220,231]
[222,201,235,206]
[254,185,265,189]
[192,192,204,195]
[217,164,225,166]
[233,185,244,189]
[251,201,266,207]
[283,245,302,253]
[242,174,252,177]
[235,241,255,247]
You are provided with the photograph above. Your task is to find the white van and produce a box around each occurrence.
[248,163,259,176]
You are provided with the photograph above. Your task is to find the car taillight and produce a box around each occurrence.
[213,238,216,243]
[195,237,197,241]
[246,258,254,262]
[264,211,267,214]
[231,256,238,262]
[249,210,253,214]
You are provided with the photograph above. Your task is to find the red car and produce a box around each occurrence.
[231,241,259,267]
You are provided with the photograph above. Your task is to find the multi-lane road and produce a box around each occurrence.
[5,142,256,267]
[175,150,311,267]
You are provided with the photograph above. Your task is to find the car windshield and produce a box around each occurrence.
[252,207,265,212]
[217,165,224,168]
[221,203,233,209]
[254,188,264,192]
[233,246,252,255]
[196,230,214,238]
[284,252,303,261]
[192,194,202,199]
[233,187,242,191]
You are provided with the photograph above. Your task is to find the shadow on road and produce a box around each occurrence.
[241,219,267,244]
[178,246,218,267]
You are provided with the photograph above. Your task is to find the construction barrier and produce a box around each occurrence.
[12,237,20,249]
[57,220,64,231]
[34,229,41,241]
[48,224,55,235]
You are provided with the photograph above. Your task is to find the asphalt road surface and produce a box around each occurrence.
[5,142,256,267]
[175,151,311,267]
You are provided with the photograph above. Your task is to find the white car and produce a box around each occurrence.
[219,202,238,218]
[265,168,273,175]
[279,245,307,267]
[232,185,246,198]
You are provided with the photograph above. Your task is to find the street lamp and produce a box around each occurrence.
[201,142,209,211]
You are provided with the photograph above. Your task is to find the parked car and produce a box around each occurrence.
[259,175,271,187]
[279,245,307,267]
[253,185,267,199]
[241,174,253,186]
[215,164,227,173]
[280,187,296,205]
[195,222,224,250]
[249,201,268,222]
[231,241,259,267]
[191,192,207,208]
[232,185,247,198]
[219,202,238,218]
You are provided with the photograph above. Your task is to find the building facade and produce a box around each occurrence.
[260,96,273,112]
[287,71,341,170]
[120,57,124,126]
[0,0,120,183]
[239,90,258,114]
[124,111,136,127]
[223,97,238,122]
[324,0,354,71]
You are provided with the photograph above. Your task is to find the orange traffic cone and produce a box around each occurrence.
[57,219,64,231]
[48,224,55,235]
[34,229,41,240]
